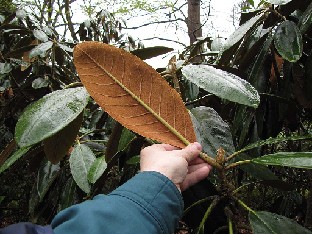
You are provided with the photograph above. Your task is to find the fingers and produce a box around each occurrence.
[179,142,202,163]
[188,163,212,174]
[180,165,211,191]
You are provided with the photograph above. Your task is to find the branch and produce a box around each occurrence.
[124,18,185,30]
[142,37,187,47]
[64,0,78,41]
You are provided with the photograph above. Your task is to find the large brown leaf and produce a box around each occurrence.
[74,41,196,148]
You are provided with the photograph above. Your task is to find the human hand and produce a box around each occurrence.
[140,142,211,192]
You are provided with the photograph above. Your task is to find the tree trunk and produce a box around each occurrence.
[187,0,202,44]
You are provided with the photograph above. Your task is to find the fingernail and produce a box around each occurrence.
[193,142,202,151]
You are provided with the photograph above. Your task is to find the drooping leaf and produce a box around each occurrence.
[29,41,53,58]
[33,29,49,42]
[15,87,89,148]
[37,159,60,201]
[0,146,31,174]
[264,0,292,5]
[74,42,196,148]
[182,65,260,108]
[231,134,312,157]
[126,155,140,165]
[117,128,136,152]
[249,210,312,234]
[298,1,312,34]
[221,13,264,51]
[58,177,77,212]
[88,156,107,184]
[274,20,303,62]
[32,77,50,89]
[190,107,235,157]
[236,154,279,181]
[69,144,96,193]
[131,46,174,60]
[252,152,312,169]
[43,112,83,164]
[247,34,273,92]
[58,43,73,53]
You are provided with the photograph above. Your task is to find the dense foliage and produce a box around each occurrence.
[1,0,312,233]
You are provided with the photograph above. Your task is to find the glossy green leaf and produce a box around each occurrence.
[231,134,312,157]
[264,0,292,5]
[190,107,235,157]
[131,46,173,60]
[298,1,312,34]
[58,177,77,212]
[118,128,136,152]
[182,65,260,108]
[43,112,83,164]
[37,159,60,201]
[274,21,303,62]
[222,13,263,51]
[236,153,279,181]
[249,211,312,234]
[33,29,49,42]
[15,87,89,148]
[253,152,312,169]
[29,41,53,58]
[69,144,96,193]
[88,156,107,184]
[0,146,31,174]
[32,77,50,89]
[248,34,273,92]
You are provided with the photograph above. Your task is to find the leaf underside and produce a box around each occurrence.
[74,42,196,148]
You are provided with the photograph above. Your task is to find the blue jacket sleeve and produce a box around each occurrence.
[51,171,184,234]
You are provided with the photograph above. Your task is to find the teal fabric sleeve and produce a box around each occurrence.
[51,171,184,234]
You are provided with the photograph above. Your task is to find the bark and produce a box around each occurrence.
[187,0,202,44]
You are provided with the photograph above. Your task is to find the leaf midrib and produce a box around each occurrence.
[78,46,190,146]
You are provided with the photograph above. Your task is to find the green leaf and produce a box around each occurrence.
[88,156,107,184]
[131,46,173,60]
[126,155,140,165]
[248,34,273,92]
[58,43,73,53]
[182,65,260,108]
[298,1,312,34]
[118,128,136,152]
[190,107,235,157]
[274,20,303,62]
[236,153,279,181]
[252,152,312,169]
[43,112,83,164]
[58,177,77,212]
[222,13,263,51]
[264,0,292,5]
[0,146,32,174]
[32,77,50,89]
[0,196,5,204]
[15,87,89,148]
[29,41,53,58]
[69,144,96,193]
[33,29,49,42]
[37,159,60,201]
[0,63,12,74]
[249,211,312,234]
[232,134,312,157]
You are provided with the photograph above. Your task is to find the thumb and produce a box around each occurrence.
[180,142,202,163]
